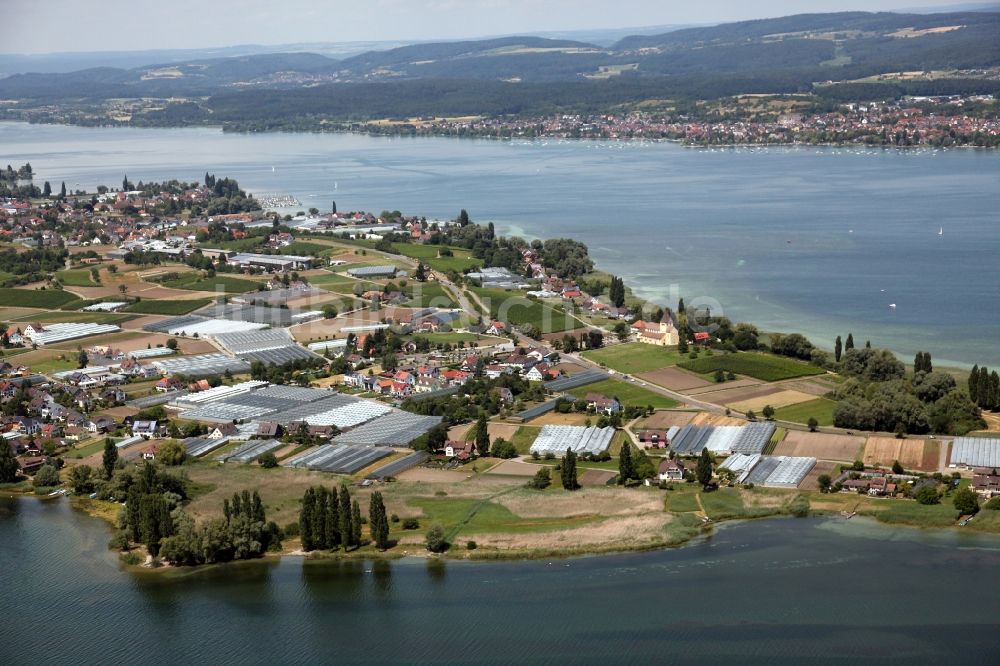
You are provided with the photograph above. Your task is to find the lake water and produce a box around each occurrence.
[2,122,998,367]
[3,496,1000,664]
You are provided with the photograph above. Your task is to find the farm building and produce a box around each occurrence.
[347,265,398,279]
[529,425,615,456]
[719,453,816,488]
[23,322,122,346]
[949,436,1000,469]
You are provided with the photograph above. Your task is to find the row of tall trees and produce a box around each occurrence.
[969,365,1000,411]
[299,485,362,552]
[608,275,626,308]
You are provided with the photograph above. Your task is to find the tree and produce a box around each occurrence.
[696,448,713,488]
[834,335,842,363]
[338,485,353,551]
[953,486,980,515]
[426,523,448,553]
[369,491,390,550]
[0,439,19,482]
[458,209,470,226]
[414,262,427,282]
[42,181,51,197]
[915,485,940,505]
[491,438,517,459]
[817,474,832,493]
[77,349,89,369]
[527,466,551,490]
[258,452,279,469]
[618,442,635,484]
[60,181,67,198]
[473,414,490,457]
[891,460,904,475]
[69,464,94,493]
[350,500,363,547]
[165,338,178,351]
[102,437,118,480]
[158,440,186,466]
[807,417,819,432]
[560,449,578,490]
[845,333,855,351]
[762,405,775,420]
[32,464,60,487]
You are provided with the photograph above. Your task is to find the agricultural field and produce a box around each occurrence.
[279,241,333,256]
[637,367,712,391]
[475,287,583,333]
[582,342,683,375]
[568,378,679,409]
[774,431,865,461]
[55,268,99,287]
[678,352,826,382]
[393,243,483,273]
[729,389,817,414]
[124,298,213,315]
[511,425,541,454]
[773,398,838,426]
[863,436,940,472]
[159,273,266,293]
[0,288,80,308]
[11,310,134,325]
[405,283,459,308]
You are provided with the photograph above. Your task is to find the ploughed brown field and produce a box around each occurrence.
[863,436,940,472]
[796,460,839,490]
[638,367,711,391]
[774,431,865,461]
[635,411,698,429]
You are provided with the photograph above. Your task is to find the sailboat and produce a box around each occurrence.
[938,227,943,236]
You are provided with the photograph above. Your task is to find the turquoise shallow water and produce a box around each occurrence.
[2,496,1000,664]
[2,122,998,366]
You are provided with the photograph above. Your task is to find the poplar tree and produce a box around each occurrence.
[369,491,390,550]
[618,442,635,484]
[351,500,362,547]
[474,414,490,457]
[969,365,980,404]
[561,449,578,490]
[696,448,713,488]
[102,437,118,480]
[845,333,855,351]
[834,335,842,363]
[324,487,340,549]
[338,485,352,552]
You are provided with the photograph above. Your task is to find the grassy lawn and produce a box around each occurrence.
[0,288,80,308]
[665,487,702,512]
[125,298,213,315]
[393,243,483,273]
[582,342,684,374]
[568,378,678,409]
[474,287,584,333]
[868,500,960,528]
[405,282,459,308]
[511,426,541,454]
[280,241,333,256]
[160,273,266,294]
[678,352,825,382]
[56,268,98,286]
[28,352,79,374]
[63,438,108,460]
[774,398,838,426]
[410,331,501,346]
[700,488,790,520]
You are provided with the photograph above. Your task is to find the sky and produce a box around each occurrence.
[2,0,979,54]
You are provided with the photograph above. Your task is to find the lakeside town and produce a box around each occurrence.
[2,167,1000,566]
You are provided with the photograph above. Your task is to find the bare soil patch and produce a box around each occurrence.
[685,378,761,395]
[397,467,471,484]
[784,378,838,396]
[636,410,697,429]
[864,436,937,471]
[797,460,839,490]
[730,389,816,413]
[638,367,712,391]
[579,469,617,486]
[689,413,745,427]
[774,431,864,461]
[692,384,780,405]
[486,460,540,477]
[531,412,593,426]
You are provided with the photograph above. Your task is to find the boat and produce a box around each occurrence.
[889,303,897,309]
[938,227,943,236]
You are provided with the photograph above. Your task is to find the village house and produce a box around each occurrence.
[636,430,670,449]
[208,423,239,439]
[585,392,621,415]
[972,475,1000,499]
[445,440,475,461]
[132,419,159,438]
[658,458,686,482]
[525,362,557,382]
